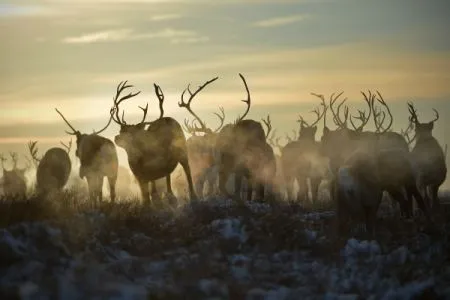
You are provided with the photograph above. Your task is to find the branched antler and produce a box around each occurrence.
[178,77,219,134]
[60,139,73,154]
[213,107,225,132]
[9,152,18,169]
[261,114,272,139]
[407,102,419,125]
[400,121,415,146]
[373,91,393,133]
[268,130,284,151]
[310,93,328,128]
[28,141,41,167]
[328,92,348,128]
[349,91,375,132]
[55,109,81,136]
[110,80,142,126]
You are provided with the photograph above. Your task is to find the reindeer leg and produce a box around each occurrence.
[150,181,163,208]
[429,184,441,213]
[108,175,117,203]
[387,188,409,218]
[310,176,321,204]
[166,174,178,207]
[138,180,150,205]
[297,176,308,204]
[409,182,430,219]
[179,158,198,202]
[219,161,233,198]
[246,177,253,201]
[234,169,244,202]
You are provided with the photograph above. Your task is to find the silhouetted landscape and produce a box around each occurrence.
[1,1,449,299]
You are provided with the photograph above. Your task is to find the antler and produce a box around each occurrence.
[268,130,284,151]
[0,153,6,170]
[154,84,165,120]
[261,115,272,139]
[28,141,41,166]
[407,102,419,125]
[60,139,72,154]
[349,91,375,132]
[328,92,348,128]
[431,108,439,123]
[110,80,142,126]
[299,100,328,128]
[234,73,251,123]
[373,91,393,133]
[213,107,225,132]
[9,152,18,169]
[310,93,328,129]
[178,77,219,134]
[55,108,80,136]
[400,121,415,146]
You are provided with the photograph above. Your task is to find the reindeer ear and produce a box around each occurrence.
[323,126,330,134]
[137,123,146,130]
[428,122,434,130]
[312,126,318,135]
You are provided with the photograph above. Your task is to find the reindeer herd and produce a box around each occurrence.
[0,74,447,236]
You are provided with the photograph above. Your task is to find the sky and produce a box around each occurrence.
[1,0,450,185]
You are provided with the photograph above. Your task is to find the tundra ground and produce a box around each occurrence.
[0,190,449,299]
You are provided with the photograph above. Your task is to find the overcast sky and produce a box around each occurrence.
[1,0,449,184]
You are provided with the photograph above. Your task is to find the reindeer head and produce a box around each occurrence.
[296,95,327,141]
[110,81,163,149]
[55,105,113,158]
[407,102,438,139]
[178,76,224,141]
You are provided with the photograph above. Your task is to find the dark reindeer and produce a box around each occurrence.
[28,140,71,197]
[0,152,28,198]
[55,107,118,203]
[407,102,447,212]
[110,80,197,205]
[322,91,430,235]
[281,94,328,204]
[216,74,276,201]
[178,76,226,197]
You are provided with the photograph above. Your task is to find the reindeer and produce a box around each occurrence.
[281,94,328,204]
[407,102,447,213]
[335,148,384,238]
[110,80,197,205]
[323,91,430,224]
[0,152,28,198]
[216,74,276,201]
[28,140,71,197]
[55,107,118,204]
[178,76,226,197]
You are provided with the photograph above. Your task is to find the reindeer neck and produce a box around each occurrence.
[415,134,436,145]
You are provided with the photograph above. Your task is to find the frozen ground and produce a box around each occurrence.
[0,193,449,299]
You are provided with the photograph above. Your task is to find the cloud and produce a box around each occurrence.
[150,14,182,21]
[253,14,310,27]
[170,36,209,44]
[62,28,202,44]
[0,4,58,17]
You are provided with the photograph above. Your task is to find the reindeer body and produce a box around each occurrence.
[35,147,71,196]
[282,138,327,203]
[218,119,275,201]
[411,134,447,211]
[336,150,383,237]
[76,134,118,203]
[186,134,218,197]
[116,117,196,205]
